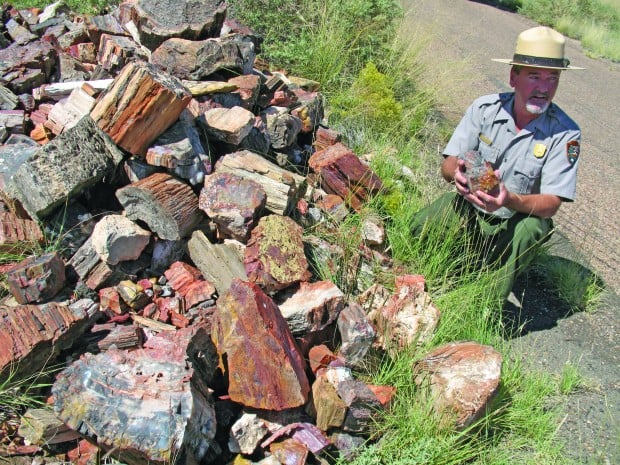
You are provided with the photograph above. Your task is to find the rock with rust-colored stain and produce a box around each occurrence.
[199,171,266,241]
[244,215,312,293]
[413,341,502,429]
[6,252,66,304]
[211,278,310,410]
[269,438,309,465]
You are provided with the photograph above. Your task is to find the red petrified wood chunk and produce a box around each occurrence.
[6,252,66,304]
[308,142,383,212]
[211,278,310,410]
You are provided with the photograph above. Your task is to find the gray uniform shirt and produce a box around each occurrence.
[444,92,581,218]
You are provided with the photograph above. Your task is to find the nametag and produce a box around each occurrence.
[479,133,493,146]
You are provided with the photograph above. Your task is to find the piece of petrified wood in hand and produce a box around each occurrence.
[115,172,203,241]
[308,142,383,212]
[90,61,191,156]
[211,278,310,410]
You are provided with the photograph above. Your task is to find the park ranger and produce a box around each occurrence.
[411,26,584,299]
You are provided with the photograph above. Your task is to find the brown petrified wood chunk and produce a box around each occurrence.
[115,172,203,240]
[90,61,191,155]
[0,299,99,378]
[413,341,503,428]
[308,142,383,212]
[211,278,310,410]
[125,0,227,51]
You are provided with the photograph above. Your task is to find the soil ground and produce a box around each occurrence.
[400,1,619,463]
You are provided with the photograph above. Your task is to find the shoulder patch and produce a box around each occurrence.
[566,140,580,164]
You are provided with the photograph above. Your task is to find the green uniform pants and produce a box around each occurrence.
[410,192,554,298]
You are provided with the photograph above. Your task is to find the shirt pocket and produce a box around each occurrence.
[478,137,500,165]
[512,163,543,194]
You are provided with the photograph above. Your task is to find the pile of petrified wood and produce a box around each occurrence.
[0,1,504,464]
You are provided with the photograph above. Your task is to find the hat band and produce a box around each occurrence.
[513,53,569,68]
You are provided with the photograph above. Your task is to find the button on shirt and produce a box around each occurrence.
[443,92,581,218]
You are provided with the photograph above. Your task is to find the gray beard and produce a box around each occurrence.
[526,101,550,114]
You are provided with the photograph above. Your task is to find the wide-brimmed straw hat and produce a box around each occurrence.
[492,26,584,70]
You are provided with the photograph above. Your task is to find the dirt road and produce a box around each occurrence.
[400,1,619,463]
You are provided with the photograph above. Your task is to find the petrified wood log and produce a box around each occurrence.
[308,142,383,212]
[3,116,125,220]
[52,340,218,465]
[125,0,227,51]
[90,61,191,156]
[211,278,310,410]
[115,172,203,240]
[0,299,99,379]
[214,150,307,216]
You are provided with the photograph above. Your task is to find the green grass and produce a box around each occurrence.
[12,0,118,15]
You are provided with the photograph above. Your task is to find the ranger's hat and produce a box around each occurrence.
[492,26,584,70]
